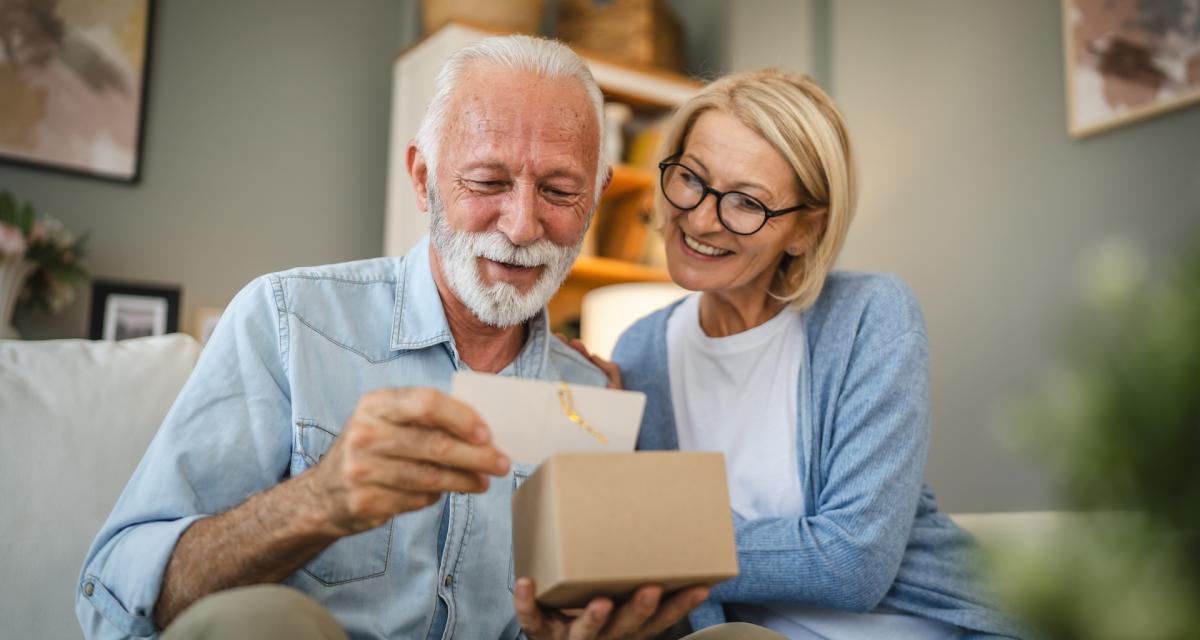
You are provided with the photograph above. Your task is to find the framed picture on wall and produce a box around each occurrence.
[0,0,155,182]
[1063,0,1200,138]
[89,280,180,341]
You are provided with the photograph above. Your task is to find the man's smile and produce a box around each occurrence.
[478,257,544,288]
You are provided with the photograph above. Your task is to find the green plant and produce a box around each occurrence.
[0,190,89,313]
[1002,237,1200,639]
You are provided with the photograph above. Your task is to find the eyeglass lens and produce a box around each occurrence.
[661,163,768,234]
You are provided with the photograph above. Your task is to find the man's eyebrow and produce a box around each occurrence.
[540,168,587,184]
[458,162,510,174]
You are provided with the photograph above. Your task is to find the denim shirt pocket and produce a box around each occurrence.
[508,462,536,592]
[293,418,394,585]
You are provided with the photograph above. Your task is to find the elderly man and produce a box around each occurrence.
[76,36,708,640]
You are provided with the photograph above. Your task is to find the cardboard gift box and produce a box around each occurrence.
[512,451,739,609]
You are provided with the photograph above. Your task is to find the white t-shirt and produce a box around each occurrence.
[667,293,805,522]
[666,294,961,640]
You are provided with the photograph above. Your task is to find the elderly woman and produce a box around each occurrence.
[577,71,1022,639]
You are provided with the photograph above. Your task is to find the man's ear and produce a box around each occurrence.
[600,165,614,196]
[407,142,430,213]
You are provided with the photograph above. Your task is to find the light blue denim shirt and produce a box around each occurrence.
[76,238,607,639]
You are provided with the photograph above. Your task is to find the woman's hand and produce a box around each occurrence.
[558,335,624,389]
[513,578,709,640]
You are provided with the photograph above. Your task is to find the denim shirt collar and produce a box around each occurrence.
[389,237,551,378]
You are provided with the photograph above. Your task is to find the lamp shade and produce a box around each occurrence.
[579,282,688,359]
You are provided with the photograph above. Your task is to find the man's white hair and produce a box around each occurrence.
[414,35,607,201]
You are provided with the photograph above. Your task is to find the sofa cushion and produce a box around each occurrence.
[0,334,200,640]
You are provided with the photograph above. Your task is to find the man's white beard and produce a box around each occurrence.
[428,181,584,328]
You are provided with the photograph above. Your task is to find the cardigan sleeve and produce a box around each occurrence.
[710,280,931,612]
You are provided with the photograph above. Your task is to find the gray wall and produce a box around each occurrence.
[727,0,829,89]
[725,0,1200,511]
[2,0,408,338]
[829,0,1200,511]
[5,1,1198,512]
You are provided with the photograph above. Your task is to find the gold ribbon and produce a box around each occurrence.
[557,382,608,444]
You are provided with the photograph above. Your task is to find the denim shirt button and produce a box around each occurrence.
[83,581,94,597]
[444,574,453,587]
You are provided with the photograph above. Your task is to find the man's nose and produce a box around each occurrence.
[496,183,545,246]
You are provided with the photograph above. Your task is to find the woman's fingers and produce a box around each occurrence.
[589,356,624,390]
[560,337,624,389]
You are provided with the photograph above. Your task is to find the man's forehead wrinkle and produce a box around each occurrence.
[451,64,598,126]
[434,63,600,186]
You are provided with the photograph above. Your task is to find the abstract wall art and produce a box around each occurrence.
[1063,0,1200,138]
[0,0,153,181]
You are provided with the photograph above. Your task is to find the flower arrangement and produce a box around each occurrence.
[0,190,89,314]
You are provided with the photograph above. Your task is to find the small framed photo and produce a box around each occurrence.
[89,280,181,341]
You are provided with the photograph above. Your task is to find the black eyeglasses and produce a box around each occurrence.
[658,156,812,236]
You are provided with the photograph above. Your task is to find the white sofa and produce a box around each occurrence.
[1,334,1069,639]
[1,335,201,640]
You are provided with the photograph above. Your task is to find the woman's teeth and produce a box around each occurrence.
[684,234,732,257]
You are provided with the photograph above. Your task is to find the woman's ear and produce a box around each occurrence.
[787,211,827,256]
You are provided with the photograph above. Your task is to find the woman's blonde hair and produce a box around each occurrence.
[656,69,857,311]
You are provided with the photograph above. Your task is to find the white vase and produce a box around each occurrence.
[0,260,35,340]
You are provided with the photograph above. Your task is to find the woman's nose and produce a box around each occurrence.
[687,191,724,233]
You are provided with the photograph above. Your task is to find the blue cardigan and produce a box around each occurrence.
[612,272,1024,639]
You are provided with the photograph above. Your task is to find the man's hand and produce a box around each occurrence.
[155,387,508,629]
[307,387,511,537]
[513,578,710,640]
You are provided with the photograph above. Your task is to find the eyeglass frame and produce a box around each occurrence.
[657,155,814,236]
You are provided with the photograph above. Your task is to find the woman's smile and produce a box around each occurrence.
[680,230,734,258]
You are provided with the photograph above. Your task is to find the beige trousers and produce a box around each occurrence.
[161,584,785,640]
[162,585,347,640]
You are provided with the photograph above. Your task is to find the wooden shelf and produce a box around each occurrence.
[570,255,669,285]
[399,20,702,111]
[605,164,655,201]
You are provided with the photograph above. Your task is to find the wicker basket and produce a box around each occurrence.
[555,0,685,71]
[421,0,546,35]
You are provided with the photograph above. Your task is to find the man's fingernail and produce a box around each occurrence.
[474,426,489,443]
[496,455,510,474]
[639,590,657,606]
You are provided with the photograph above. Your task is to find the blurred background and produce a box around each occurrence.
[2,0,1198,518]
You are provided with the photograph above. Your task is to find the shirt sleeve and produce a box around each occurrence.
[710,286,932,612]
[76,276,295,638]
